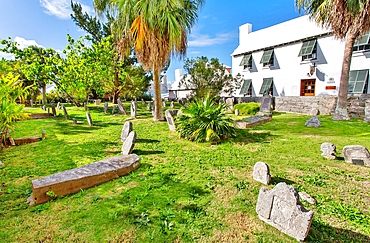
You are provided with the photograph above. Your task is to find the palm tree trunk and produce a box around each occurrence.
[42,83,47,105]
[153,65,163,121]
[113,71,119,104]
[333,31,357,120]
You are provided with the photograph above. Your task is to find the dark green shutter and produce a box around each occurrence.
[259,78,273,94]
[239,54,251,66]
[260,49,273,64]
[298,39,317,56]
[239,79,252,95]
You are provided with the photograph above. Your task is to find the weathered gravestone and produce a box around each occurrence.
[256,95,272,116]
[165,109,179,132]
[83,102,88,111]
[42,105,46,111]
[256,183,314,242]
[141,99,145,104]
[298,191,316,205]
[225,98,234,111]
[342,145,370,166]
[51,103,57,117]
[72,118,77,124]
[95,99,101,105]
[320,142,336,159]
[253,162,271,185]
[235,109,240,116]
[147,101,152,111]
[104,102,108,114]
[112,105,117,114]
[56,102,61,110]
[121,131,136,155]
[305,116,321,127]
[30,154,140,205]
[152,104,156,116]
[117,98,127,115]
[310,108,319,116]
[30,100,33,107]
[170,101,174,109]
[86,112,93,126]
[130,101,137,118]
[62,106,69,119]
[121,121,133,142]
[365,100,370,122]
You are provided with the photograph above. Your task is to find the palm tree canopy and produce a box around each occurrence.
[296,0,370,38]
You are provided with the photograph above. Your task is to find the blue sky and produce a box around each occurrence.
[0,0,302,82]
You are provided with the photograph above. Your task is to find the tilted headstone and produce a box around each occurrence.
[121,131,136,155]
[30,100,33,107]
[320,142,336,159]
[305,116,321,127]
[170,101,174,109]
[343,145,370,166]
[104,102,109,114]
[31,154,140,205]
[235,109,240,116]
[51,103,56,117]
[147,101,152,111]
[86,112,93,126]
[298,191,316,205]
[117,98,127,115]
[256,183,314,242]
[62,105,69,119]
[253,162,271,185]
[121,121,133,142]
[42,105,46,111]
[130,101,137,118]
[72,118,77,124]
[56,102,61,110]
[365,100,370,122]
[165,109,178,131]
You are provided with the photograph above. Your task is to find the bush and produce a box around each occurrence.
[176,96,236,142]
[233,102,260,116]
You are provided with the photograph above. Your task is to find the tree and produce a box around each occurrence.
[295,0,370,120]
[180,56,242,100]
[94,0,204,120]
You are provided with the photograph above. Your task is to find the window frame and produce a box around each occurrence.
[239,79,252,96]
[240,54,252,70]
[348,69,369,94]
[298,39,317,61]
[259,78,273,95]
[260,49,274,67]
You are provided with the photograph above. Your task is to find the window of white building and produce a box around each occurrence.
[348,70,369,94]
[239,54,252,70]
[260,49,274,67]
[239,79,252,96]
[259,78,273,95]
[298,39,317,61]
[353,33,370,52]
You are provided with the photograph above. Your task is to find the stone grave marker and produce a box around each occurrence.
[235,109,240,116]
[163,101,166,107]
[121,121,133,142]
[170,101,174,108]
[310,108,319,116]
[42,105,46,111]
[104,102,108,114]
[152,104,156,116]
[259,95,272,114]
[57,102,61,110]
[253,162,271,185]
[298,191,316,205]
[121,131,136,155]
[62,105,69,119]
[305,116,321,127]
[256,182,314,242]
[141,99,145,104]
[130,101,137,118]
[51,103,57,117]
[117,98,127,115]
[343,145,370,166]
[86,112,93,126]
[365,100,370,122]
[72,118,77,124]
[42,130,46,140]
[83,102,88,111]
[147,101,152,111]
[165,109,178,131]
[320,142,336,159]
[95,99,101,105]
[225,98,234,111]
[30,100,33,107]
[31,154,140,205]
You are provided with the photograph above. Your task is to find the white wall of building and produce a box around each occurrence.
[231,15,370,97]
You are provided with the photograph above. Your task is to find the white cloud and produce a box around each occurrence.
[0,52,14,60]
[188,32,236,47]
[39,0,93,20]
[14,36,44,49]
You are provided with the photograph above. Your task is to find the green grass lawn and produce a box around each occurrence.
[1,102,370,242]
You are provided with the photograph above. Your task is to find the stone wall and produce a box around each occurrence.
[235,94,370,119]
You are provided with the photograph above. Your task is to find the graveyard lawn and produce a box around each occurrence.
[1,102,370,243]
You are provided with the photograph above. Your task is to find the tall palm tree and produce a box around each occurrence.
[94,0,204,120]
[296,0,370,120]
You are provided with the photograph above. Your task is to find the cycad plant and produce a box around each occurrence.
[176,96,236,142]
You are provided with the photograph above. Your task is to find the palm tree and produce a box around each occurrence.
[296,0,370,120]
[94,0,204,120]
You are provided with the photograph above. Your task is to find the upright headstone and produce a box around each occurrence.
[163,101,166,107]
[121,131,136,155]
[117,98,127,115]
[141,99,145,105]
[83,102,88,111]
[104,102,109,114]
[256,183,314,242]
[225,98,234,111]
[320,142,336,159]
[62,106,69,120]
[112,105,117,114]
[42,130,46,140]
[343,145,370,166]
[152,104,156,116]
[72,118,77,124]
[365,100,370,122]
[235,109,240,116]
[253,162,271,185]
[30,100,34,107]
[305,116,321,127]
[95,99,101,105]
[170,101,174,109]
[147,101,152,111]
[259,95,272,114]
[130,101,137,118]
[51,103,57,117]
[86,112,93,126]
[42,105,46,111]
[165,110,178,131]
[121,121,133,142]
[310,108,319,116]
[57,102,61,110]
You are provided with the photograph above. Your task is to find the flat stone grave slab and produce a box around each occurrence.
[29,113,54,119]
[256,182,314,242]
[233,115,272,129]
[31,154,140,205]
[343,145,370,166]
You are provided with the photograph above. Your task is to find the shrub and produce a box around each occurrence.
[233,102,260,116]
[176,96,236,142]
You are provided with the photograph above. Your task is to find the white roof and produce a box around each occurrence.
[231,15,331,56]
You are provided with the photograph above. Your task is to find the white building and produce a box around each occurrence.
[231,15,370,97]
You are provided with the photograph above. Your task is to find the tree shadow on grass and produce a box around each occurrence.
[307,219,370,243]
[133,149,164,156]
[232,128,277,144]
[135,138,160,143]
[270,176,296,186]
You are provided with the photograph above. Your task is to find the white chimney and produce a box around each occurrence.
[239,23,252,45]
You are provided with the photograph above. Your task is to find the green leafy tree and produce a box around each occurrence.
[180,56,242,100]
[94,0,204,120]
[295,0,370,120]
[176,95,236,143]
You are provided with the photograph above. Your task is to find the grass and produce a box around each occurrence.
[1,102,370,242]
